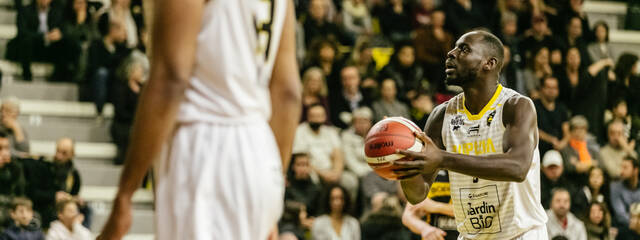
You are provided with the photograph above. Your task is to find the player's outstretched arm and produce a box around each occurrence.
[396,96,538,182]
[399,103,447,204]
[402,199,448,240]
[98,0,205,239]
[269,0,302,173]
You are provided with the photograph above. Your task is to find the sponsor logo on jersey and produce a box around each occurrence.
[451,115,464,132]
[487,110,496,126]
[451,138,497,155]
[467,124,480,136]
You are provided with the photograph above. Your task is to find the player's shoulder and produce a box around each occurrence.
[502,94,536,124]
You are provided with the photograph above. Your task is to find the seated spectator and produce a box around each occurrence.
[0,98,30,154]
[360,170,399,214]
[442,0,498,37]
[541,150,576,209]
[311,185,360,240]
[0,132,25,228]
[86,15,130,118]
[600,120,638,180]
[46,200,91,240]
[519,14,554,66]
[361,196,411,240]
[572,166,611,221]
[409,91,434,128]
[292,105,358,196]
[1,197,44,240]
[60,0,96,83]
[604,100,634,141]
[349,39,377,86]
[610,156,640,237]
[587,22,613,64]
[97,0,143,49]
[371,79,410,122]
[285,153,322,213]
[402,170,457,240]
[303,39,342,92]
[341,107,372,178]
[300,67,331,124]
[500,45,524,92]
[627,202,640,239]
[341,0,372,43]
[412,0,435,28]
[561,115,601,183]
[535,76,570,155]
[546,188,588,239]
[279,201,314,240]
[380,44,425,102]
[23,138,88,229]
[302,0,344,47]
[555,16,590,66]
[584,202,612,240]
[558,0,591,42]
[413,8,452,91]
[329,66,372,129]
[521,46,551,97]
[111,51,147,165]
[6,0,64,81]
[611,53,640,118]
[378,0,412,44]
[557,48,613,139]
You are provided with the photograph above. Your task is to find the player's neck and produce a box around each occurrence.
[462,81,499,115]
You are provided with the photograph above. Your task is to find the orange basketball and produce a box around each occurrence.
[364,117,423,180]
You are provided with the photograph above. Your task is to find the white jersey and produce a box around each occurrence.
[177,0,287,123]
[441,85,547,239]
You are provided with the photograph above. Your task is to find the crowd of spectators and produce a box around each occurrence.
[2,0,640,239]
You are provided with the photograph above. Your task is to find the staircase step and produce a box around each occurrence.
[75,160,121,186]
[1,81,78,101]
[19,115,112,142]
[30,140,116,160]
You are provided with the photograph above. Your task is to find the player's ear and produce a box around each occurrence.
[484,57,498,71]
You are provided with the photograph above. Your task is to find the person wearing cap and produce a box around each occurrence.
[561,115,601,185]
[610,155,640,239]
[541,150,576,209]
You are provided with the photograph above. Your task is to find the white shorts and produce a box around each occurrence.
[155,121,285,240]
[456,225,548,240]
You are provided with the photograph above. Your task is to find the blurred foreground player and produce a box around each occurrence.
[98,0,301,239]
[393,31,547,239]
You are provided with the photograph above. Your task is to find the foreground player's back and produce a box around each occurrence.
[178,0,288,122]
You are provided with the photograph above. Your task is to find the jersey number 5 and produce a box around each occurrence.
[254,0,275,61]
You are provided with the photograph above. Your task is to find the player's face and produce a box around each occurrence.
[329,188,344,213]
[589,204,604,225]
[445,33,485,86]
[551,191,570,217]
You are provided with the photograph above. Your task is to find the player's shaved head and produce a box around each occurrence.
[472,30,505,70]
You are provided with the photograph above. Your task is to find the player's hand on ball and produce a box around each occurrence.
[97,196,133,240]
[392,131,443,179]
[420,225,447,240]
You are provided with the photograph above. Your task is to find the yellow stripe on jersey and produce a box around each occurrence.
[461,84,503,121]
[427,182,451,199]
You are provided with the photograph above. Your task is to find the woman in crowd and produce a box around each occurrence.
[611,53,640,116]
[300,67,331,124]
[587,21,613,63]
[303,39,343,92]
[311,185,360,240]
[584,202,612,240]
[521,45,551,97]
[380,43,425,103]
[572,166,611,221]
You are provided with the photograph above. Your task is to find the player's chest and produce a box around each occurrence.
[444,111,504,156]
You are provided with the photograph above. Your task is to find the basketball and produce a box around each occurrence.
[364,117,424,180]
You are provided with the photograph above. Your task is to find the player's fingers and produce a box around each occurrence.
[392,160,425,166]
[396,172,421,180]
[413,131,429,143]
[391,167,420,172]
[396,149,422,158]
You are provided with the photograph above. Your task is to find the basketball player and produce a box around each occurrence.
[393,30,548,240]
[98,0,301,239]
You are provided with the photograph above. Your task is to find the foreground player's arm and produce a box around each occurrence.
[269,0,302,173]
[98,0,204,238]
[398,103,447,204]
[402,199,448,240]
[397,96,538,183]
